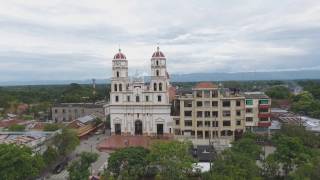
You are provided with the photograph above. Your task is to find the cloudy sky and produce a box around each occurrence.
[0,0,319,82]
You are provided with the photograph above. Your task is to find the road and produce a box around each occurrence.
[47,133,110,180]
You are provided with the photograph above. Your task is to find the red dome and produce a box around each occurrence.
[152,46,165,58]
[113,49,126,60]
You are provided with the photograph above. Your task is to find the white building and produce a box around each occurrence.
[109,47,173,136]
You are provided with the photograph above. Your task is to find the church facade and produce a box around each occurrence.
[109,47,173,136]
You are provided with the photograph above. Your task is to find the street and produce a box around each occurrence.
[47,133,110,180]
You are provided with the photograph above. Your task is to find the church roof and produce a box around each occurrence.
[113,49,126,60]
[152,46,165,58]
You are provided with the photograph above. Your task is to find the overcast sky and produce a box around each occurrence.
[0,0,319,82]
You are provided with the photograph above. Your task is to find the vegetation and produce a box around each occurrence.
[68,152,98,180]
[8,124,25,131]
[53,127,80,156]
[43,123,60,131]
[291,91,320,118]
[266,85,291,99]
[105,141,194,180]
[0,144,44,180]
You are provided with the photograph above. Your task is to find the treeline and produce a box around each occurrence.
[0,83,110,112]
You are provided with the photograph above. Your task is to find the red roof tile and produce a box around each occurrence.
[194,82,217,89]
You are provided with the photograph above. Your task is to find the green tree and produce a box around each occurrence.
[53,128,80,155]
[231,137,262,160]
[43,146,59,165]
[209,150,261,180]
[107,147,149,179]
[261,154,280,180]
[0,144,44,180]
[289,155,320,180]
[272,135,312,176]
[266,85,291,99]
[8,124,25,131]
[147,141,195,180]
[68,152,98,180]
[43,123,60,131]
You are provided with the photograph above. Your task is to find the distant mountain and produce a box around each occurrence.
[1,70,320,86]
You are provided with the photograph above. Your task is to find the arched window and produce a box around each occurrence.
[154,83,157,91]
[156,70,159,76]
[159,83,163,91]
[119,84,122,91]
[156,60,159,66]
[136,96,140,102]
[114,84,117,91]
[116,71,120,77]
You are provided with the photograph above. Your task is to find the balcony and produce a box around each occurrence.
[258,113,271,118]
[259,104,270,109]
[258,122,271,127]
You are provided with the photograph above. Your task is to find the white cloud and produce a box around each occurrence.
[0,0,319,81]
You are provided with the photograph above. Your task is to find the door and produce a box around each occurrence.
[135,120,143,135]
[115,124,121,135]
[157,124,164,135]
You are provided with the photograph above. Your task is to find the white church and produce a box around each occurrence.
[109,47,173,136]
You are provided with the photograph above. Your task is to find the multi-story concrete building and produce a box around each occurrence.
[51,103,105,122]
[244,92,271,134]
[172,82,245,146]
[109,47,173,136]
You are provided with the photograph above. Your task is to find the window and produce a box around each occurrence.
[223,111,231,117]
[156,60,159,66]
[184,111,192,117]
[185,121,192,126]
[236,110,241,116]
[246,99,253,105]
[259,99,269,104]
[136,96,140,102]
[205,121,210,127]
[204,90,210,98]
[156,70,159,76]
[223,121,231,126]
[154,83,157,91]
[115,96,119,102]
[175,120,180,125]
[212,111,218,117]
[62,109,65,113]
[145,96,149,102]
[119,84,122,91]
[212,121,219,127]
[212,101,218,107]
[205,111,210,117]
[259,108,269,113]
[159,83,162,91]
[197,101,203,107]
[197,121,203,127]
[158,95,162,102]
[246,108,253,113]
[54,109,58,113]
[236,120,241,126]
[204,101,210,107]
[223,101,230,107]
[236,100,241,106]
[197,111,203,117]
[259,118,269,121]
[184,100,192,107]
[127,95,130,102]
[126,83,129,90]
[116,71,119,77]
[246,117,253,122]
[114,84,117,91]
[196,91,202,98]
[212,90,218,98]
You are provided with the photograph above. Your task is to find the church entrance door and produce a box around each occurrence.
[135,120,143,135]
